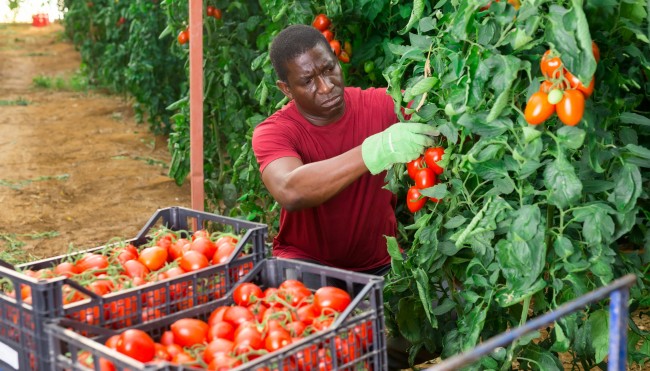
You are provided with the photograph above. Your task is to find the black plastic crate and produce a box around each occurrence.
[46,258,387,371]
[0,206,268,371]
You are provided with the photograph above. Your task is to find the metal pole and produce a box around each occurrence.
[189,0,204,211]
[608,287,630,370]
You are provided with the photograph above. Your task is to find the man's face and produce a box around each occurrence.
[278,43,345,125]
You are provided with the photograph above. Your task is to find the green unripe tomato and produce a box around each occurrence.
[547,89,564,105]
[364,61,375,74]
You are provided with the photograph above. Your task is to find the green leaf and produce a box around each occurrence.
[556,126,586,149]
[550,321,570,352]
[444,215,467,229]
[543,154,583,209]
[620,112,650,126]
[414,268,437,327]
[431,298,456,316]
[572,203,616,246]
[588,310,609,363]
[519,344,563,371]
[397,297,424,343]
[607,162,642,213]
[398,0,425,35]
[624,144,650,168]
[404,76,439,103]
[553,235,574,259]
[461,303,488,351]
[419,183,447,199]
[386,236,404,261]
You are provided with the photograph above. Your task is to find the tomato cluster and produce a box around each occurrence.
[405,147,445,213]
[7,228,244,323]
[524,42,599,127]
[76,279,370,370]
[176,7,222,45]
[311,14,352,64]
[207,6,222,20]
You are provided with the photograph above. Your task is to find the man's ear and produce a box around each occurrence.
[276,80,293,100]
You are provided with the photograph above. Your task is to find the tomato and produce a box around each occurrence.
[343,41,352,57]
[116,248,138,265]
[423,147,444,175]
[122,259,150,279]
[223,305,255,327]
[312,316,334,331]
[334,335,359,364]
[313,286,351,314]
[296,303,319,325]
[213,8,222,20]
[192,229,211,241]
[206,6,215,17]
[212,242,235,264]
[539,80,554,93]
[524,91,555,125]
[338,50,350,63]
[154,343,171,361]
[540,50,562,78]
[351,320,374,350]
[215,235,238,248]
[138,246,168,271]
[564,70,595,97]
[105,335,120,349]
[406,156,425,180]
[203,338,234,364]
[406,186,427,213]
[278,285,312,307]
[168,238,190,261]
[329,40,341,57]
[165,343,184,359]
[265,328,292,352]
[54,262,79,277]
[179,250,209,272]
[171,352,197,365]
[312,14,331,32]
[592,41,600,63]
[364,60,375,74]
[262,287,282,307]
[76,253,109,274]
[207,353,241,370]
[177,29,189,45]
[116,329,156,362]
[233,324,264,356]
[160,330,175,345]
[414,167,436,189]
[208,320,235,342]
[556,89,585,126]
[321,29,334,42]
[87,279,114,296]
[279,279,306,290]
[547,89,564,105]
[170,318,209,347]
[190,237,217,260]
[208,306,229,326]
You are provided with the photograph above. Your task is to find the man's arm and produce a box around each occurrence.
[261,146,367,212]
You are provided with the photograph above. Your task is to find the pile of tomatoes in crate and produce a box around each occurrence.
[524,42,600,127]
[5,228,242,308]
[77,278,372,370]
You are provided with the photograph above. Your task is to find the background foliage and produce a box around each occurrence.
[58,0,650,368]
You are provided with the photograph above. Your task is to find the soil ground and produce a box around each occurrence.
[0,22,191,261]
[0,22,647,371]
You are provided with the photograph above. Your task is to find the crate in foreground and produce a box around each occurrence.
[0,206,268,371]
[46,258,387,371]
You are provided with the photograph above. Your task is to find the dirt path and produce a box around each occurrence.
[0,23,191,261]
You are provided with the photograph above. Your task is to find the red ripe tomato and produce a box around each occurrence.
[233,324,264,355]
[265,328,292,352]
[54,262,78,277]
[203,338,234,364]
[286,320,307,337]
[279,279,306,290]
[154,343,171,361]
[213,8,222,20]
[313,286,351,314]
[192,229,211,241]
[116,329,156,362]
[321,29,334,42]
[423,147,444,175]
[207,353,241,370]
[223,305,255,327]
[208,306,229,327]
[564,70,594,97]
[189,237,217,260]
[208,320,235,342]
[296,303,319,325]
[329,40,341,56]
[279,285,312,307]
[212,242,235,264]
[170,318,209,347]
[338,50,350,63]
[407,156,425,180]
[233,282,263,306]
[540,50,562,78]
[105,335,120,349]
[177,29,189,45]
[86,279,114,296]
[592,41,600,63]
[138,246,168,271]
[76,253,109,274]
[524,91,556,125]
[556,89,585,126]
[215,235,238,248]
[160,330,175,345]
[206,6,215,17]
[312,14,331,32]
[406,186,427,213]
[414,167,436,189]
[122,259,150,279]
[179,250,209,272]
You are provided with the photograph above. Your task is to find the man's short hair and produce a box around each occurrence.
[270,24,331,82]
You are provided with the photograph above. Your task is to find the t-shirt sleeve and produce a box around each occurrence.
[252,119,301,174]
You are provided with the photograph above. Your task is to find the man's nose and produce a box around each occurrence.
[315,75,333,93]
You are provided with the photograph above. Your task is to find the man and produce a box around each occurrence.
[252,24,435,276]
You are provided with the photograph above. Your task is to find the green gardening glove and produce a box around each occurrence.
[361,122,436,175]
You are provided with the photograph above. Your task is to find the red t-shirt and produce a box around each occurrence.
[252,87,399,271]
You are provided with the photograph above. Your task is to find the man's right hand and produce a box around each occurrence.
[361,122,437,175]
